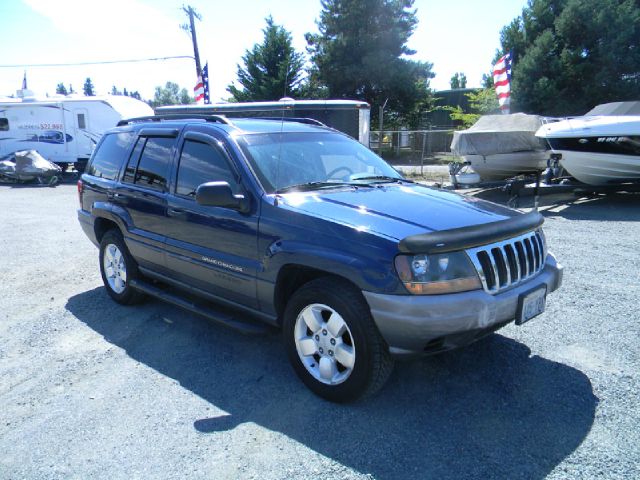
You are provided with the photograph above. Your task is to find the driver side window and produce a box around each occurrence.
[176,139,235,198]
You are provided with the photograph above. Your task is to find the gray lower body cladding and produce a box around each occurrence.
[364,254,563,357]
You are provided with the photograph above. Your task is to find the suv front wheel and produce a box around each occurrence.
[99,230,144,305]
[283,277,394,402]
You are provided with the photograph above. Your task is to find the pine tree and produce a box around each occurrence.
[83,77,95,96]
[227,16,306,101]
[56,83,68,95]
[499,0,640,115]
[306,0,433,126]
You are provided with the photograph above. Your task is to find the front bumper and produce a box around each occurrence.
[364,253,563,357]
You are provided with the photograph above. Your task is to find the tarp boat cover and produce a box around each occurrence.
[450,113,547,156]
[0,150,61,180]
[585,101,640,116]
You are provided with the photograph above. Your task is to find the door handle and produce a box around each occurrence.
[168,208,187,218]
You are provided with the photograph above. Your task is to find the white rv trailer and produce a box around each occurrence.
[0,95,153,171]
[156,99,371,146]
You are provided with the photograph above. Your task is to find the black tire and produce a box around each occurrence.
[99,229,144,305]
[283,277,394,402]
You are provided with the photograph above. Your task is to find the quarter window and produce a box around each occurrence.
[176,139,235,198]
[86,132,134,180]
[133,137,174,191]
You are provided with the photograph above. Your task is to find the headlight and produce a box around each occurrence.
[394,252,482,295]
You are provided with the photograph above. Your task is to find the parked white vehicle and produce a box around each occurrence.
[0,95,153,172]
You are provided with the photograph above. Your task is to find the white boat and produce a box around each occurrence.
[535,101,640,186]
[450,113,549,181]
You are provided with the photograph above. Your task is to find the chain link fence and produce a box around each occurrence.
[370,129,456,166]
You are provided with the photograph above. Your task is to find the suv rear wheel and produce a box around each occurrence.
[99,230,144,305]
[283,277,394,402]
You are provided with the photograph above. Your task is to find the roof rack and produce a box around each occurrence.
[117,114,232,127]
[257,117,327,127]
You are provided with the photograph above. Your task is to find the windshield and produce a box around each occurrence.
[237,132,403,193]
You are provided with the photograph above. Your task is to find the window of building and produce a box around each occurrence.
[0,118,8,131]
[77,113,86,129]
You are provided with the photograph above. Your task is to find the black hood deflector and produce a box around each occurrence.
[398,211,544,254]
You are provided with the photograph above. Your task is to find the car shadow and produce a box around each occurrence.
[66,288,596,480]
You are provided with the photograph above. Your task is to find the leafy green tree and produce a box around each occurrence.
[149,82,193,108]
[227,17,306,101]
[447,88,500,128]
[498,0,640,116]
[306,0,434,127]
[450,73,467,89]
[55,83,68,95]
[83,77,95,96]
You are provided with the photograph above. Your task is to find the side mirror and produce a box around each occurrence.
[195,181,249,212]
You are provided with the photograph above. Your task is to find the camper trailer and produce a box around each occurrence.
[0,95,153,172]
[156,99,371,146]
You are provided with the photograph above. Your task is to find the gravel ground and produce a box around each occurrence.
[0,183,638,479]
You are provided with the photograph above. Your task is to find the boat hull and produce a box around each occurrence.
[558,150,640,186]
[463,151,548,181]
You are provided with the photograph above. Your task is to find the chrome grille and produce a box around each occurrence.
[466,230,547,294]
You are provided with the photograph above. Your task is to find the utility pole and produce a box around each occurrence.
[181,5,202,78]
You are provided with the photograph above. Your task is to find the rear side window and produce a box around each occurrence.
[122,137,145,184]
[132,137,174,191]
[176,140,235,198]
[87,132,134,180]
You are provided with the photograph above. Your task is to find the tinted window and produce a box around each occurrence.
[87,132,134,180]
[0,118,8,131]
[134,137,174,191]
[176,140,235,198]
[122,137,145,184]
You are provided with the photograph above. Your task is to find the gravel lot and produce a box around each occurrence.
[0,183,638,479]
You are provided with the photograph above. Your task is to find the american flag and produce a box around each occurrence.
[493,52,512,114]
[193,63,210,105]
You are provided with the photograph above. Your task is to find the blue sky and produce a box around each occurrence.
[0,0,527,101]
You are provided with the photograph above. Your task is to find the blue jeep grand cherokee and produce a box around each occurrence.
[78,115,563,402]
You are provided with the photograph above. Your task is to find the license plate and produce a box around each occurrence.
[516,287,547,325]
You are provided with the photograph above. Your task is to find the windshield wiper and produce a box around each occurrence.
[276,181,365,194]
[350,175,414,184]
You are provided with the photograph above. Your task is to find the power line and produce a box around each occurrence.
[0,56,195,68]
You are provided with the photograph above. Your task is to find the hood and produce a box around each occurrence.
[277,183,520,242]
